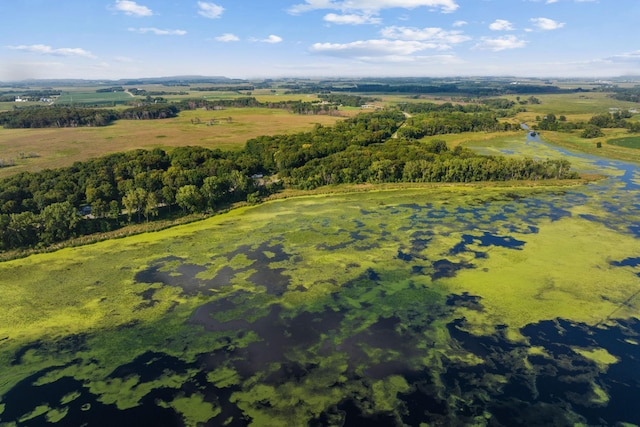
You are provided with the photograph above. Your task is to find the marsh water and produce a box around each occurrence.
[1,137,639,426]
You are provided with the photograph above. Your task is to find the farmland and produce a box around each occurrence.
[55,90,135,105]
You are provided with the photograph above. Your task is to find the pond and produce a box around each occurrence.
[0,136,639,426]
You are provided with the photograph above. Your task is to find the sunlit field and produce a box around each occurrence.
[0,108,345,177]
[55,91,134,105]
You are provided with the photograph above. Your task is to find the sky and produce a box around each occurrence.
[1,0,639,81]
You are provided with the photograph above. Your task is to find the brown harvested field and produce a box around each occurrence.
[0,108,348,178]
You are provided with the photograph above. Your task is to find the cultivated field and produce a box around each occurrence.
[55,90,135,105]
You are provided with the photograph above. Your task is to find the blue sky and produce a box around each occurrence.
[1,0,639,81]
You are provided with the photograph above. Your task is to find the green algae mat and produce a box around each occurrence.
[1,150,640,426]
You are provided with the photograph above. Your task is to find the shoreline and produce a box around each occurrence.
[0,176,602,263]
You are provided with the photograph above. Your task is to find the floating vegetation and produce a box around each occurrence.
[1,140,639,426]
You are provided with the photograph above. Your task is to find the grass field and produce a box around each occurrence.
[54,90,135,105]
[608,135,640,149]
[0,108,346,177]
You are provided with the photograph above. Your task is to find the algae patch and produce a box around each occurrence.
[1,167,640,426]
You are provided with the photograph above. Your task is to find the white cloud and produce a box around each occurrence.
[530,17,565,30]
[252,35,283,44]
[128,27,187,35]
[113,0,152,16]
[7,44,96,58]
[215,33,240,42]
[197,2,224,19]
[452,20,467,27]
[289,0,459,14]
[489,19,514,31]
[605,50,640,63]
[324,13,381,25]
[475,35,527,51]
[310,39,441,59]
[380,26,470,45]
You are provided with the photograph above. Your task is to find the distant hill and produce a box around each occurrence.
[0,76,246,87]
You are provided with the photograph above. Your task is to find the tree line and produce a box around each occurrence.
[607,87,640,103]
[0,105,178,128]
[398,111,517,140]
[0,109,580,251]
[399,100,524,119]
[317,94,379,107]
[190,85,255,92]
[0,107,121,128]
[95,86,125,93]
[284,81,584,97]
[177,97,341,115]
[534,111,640,136]
[285,138,577,190]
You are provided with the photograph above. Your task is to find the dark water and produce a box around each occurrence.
[6,310,638,426]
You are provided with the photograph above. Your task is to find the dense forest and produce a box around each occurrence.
[0,105,177,128]
[0,109,580,252]
[284,80,583,97]
[0,107,121,128]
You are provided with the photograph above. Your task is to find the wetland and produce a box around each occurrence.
[1,137,639,426]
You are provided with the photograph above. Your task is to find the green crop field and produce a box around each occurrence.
[54,90,137,105]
